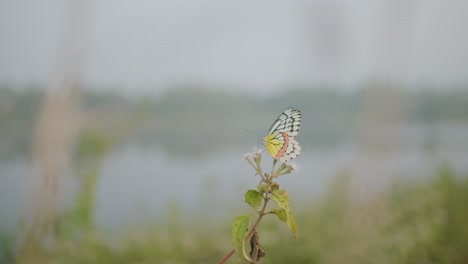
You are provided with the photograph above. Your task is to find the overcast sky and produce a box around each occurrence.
[1,0,468,95]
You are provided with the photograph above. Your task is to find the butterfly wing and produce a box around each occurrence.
[267,107,301,137]
[265,107,302,161]
[278,138,301,162]
[264,131,287,159]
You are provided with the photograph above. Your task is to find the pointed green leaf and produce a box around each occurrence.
[270,190,298,238]
[287,213,299,238]
[271,208,287,222]
[231,215,252,262]
[245,190,263,210]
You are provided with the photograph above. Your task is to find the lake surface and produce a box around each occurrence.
[1,123,468,234]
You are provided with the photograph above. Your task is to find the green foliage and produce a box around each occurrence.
[231,216,252,262]
[245,190,263,210]
[49,226,225,264]
[75,129,109,159]
[381,168,468,263]
[0,233,14,264]
[27,168,467,263]
[58,129,110,237]
[263,170,468,264]
[270,190,298,238]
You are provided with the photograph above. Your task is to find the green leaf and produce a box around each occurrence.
[231,215,252,262]
[270,190,290,210]
[245,190,263,210]
[287,213,299,238]
[271,208,287,222]
[270,190,298,238]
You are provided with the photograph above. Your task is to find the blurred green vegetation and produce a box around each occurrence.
[58,129,110,234]
[3,168,465,263]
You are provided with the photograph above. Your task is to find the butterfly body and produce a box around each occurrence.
[263,107,301,162]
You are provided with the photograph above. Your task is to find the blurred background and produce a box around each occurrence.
[1,0,468,263]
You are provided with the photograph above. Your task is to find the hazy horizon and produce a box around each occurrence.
[1,0,468,96]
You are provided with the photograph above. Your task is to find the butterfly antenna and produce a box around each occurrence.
[257,138,264,149]
[245,130,265,151]
[245,129,261,137]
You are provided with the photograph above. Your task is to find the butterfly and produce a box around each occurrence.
[263,107,301,162]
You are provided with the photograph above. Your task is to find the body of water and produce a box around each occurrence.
[1,135,467,234]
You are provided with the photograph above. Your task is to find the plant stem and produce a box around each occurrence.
[217,250,235,264]
[270,159,277,176]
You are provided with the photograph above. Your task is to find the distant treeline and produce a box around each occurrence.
[1,86,468,158]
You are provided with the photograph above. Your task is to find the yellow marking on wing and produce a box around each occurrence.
[264,132,284,157]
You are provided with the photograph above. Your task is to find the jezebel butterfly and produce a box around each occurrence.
[263,107,301,162]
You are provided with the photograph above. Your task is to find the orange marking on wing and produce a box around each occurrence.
[274,131,289,160]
